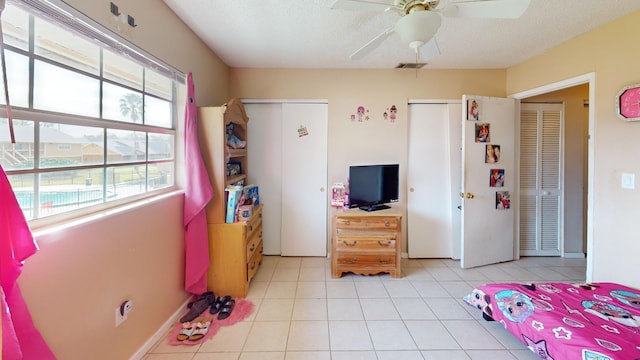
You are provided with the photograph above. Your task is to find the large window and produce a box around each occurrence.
[1,2,182,220]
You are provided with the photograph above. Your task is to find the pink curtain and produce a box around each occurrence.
[183,73,214,294]
[1,165,56,359]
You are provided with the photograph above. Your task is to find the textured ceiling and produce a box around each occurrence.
[162,0,640,69]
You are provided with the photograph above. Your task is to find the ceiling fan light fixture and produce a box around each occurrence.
[394,11,441,49]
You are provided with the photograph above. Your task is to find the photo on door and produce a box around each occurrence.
[495,191,511,209]
[489,169,505,187]
[467,99,480,121]
[475,123,490,142]
[485,144,500,163]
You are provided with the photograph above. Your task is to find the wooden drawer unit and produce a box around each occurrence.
[332,210,402,278]
[207,205,263,298]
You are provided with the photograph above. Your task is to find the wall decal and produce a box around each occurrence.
[383,104,398,123]
[351,105,370,122]
[298,125,309,137]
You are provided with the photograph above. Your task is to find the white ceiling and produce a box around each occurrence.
[162,0,640,69]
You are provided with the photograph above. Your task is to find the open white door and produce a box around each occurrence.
[461,95,518,268]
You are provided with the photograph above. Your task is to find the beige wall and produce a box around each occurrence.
[524,84,589,255]
[230,68,506,254]
[16,1,229,359]
[508,10,640,288]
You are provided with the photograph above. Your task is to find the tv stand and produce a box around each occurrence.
[359,204,391,212]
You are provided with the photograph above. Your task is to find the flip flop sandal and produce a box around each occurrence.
[181,293,216,323]
[176,320,197,341]
[187,291,216,308]
[210,295,231,314]
[188,317,213,341]
[217,297,235,320]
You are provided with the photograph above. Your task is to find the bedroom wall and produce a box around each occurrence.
[508,10,640,288]
[15,1,230,359]
[229,68,507,255]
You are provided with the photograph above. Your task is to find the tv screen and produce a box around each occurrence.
[348,164,399,209]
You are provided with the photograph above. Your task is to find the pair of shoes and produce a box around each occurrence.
[209,295,235,320]
[180,292,216,323]
[176,316,212,341]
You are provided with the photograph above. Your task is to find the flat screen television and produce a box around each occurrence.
[348,164,399,211]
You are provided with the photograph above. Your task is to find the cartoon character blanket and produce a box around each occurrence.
[463,282,640,360]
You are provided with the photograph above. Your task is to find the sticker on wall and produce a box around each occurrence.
[351,105,370,122]
[496,191,511,209]
[467,99,480,121]
[490,169,505,187]
[485,144,500,163]
[298,124,309,137]
[475,123,490,143]
[383,104,398,123]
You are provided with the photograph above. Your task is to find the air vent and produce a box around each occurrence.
[396,63,427,69]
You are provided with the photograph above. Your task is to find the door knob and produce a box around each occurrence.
[409,187,414,192]
[320,187,325,192]
[463,192,474,199]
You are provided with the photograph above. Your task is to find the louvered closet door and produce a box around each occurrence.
[520,103,563,256]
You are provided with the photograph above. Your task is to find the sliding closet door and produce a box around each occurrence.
[281,103,328,256]
[246,102,328,256]
[246,103,283,255]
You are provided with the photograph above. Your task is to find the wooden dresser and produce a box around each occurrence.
[207,204,263,298]
[331,209,402,278]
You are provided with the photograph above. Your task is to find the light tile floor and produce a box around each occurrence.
[144,256,586,360]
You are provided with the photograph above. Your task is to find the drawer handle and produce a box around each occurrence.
[344,258,357,264]
[248,224,253,232]
[377,240,392,247]
[250,262,256,270]
[377,258,392,264]
[384,221,390,227]
[342,240,357,247]
[249,244,255,251]
[344,220,350,225]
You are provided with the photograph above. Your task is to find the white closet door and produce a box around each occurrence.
[520,103,563,256]
[246,103,283,255]
[407,103,455,258]
[281,103,328,256]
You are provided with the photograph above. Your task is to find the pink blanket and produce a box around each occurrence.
[1,165,56,359]
[465,282,640,360]
[183,73,213,294]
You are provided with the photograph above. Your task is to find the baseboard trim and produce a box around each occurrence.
[564,252,586,259]
[129,297,191,360]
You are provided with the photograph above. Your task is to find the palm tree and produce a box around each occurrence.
[119,93,143,123]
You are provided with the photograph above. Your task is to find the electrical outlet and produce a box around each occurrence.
[115,300,133,327]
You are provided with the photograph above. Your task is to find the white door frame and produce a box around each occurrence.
[510,72,595,282]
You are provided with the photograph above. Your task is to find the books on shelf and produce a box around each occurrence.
[243,184,259,207]
[225,185,243,223]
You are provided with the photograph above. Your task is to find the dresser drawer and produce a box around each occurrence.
[335,253,396,268]
[247,241,263,282]
[246,226,263,261]
[245,208,262,240]
[335,216,399,231]
[335,236,396,252]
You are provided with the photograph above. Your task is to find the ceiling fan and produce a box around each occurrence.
[331,0,531,61]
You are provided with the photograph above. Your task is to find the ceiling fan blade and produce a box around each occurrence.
[350,27,395,60]
[442,0,531,19]
[419,37,440,62]
[330,0,397,12]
